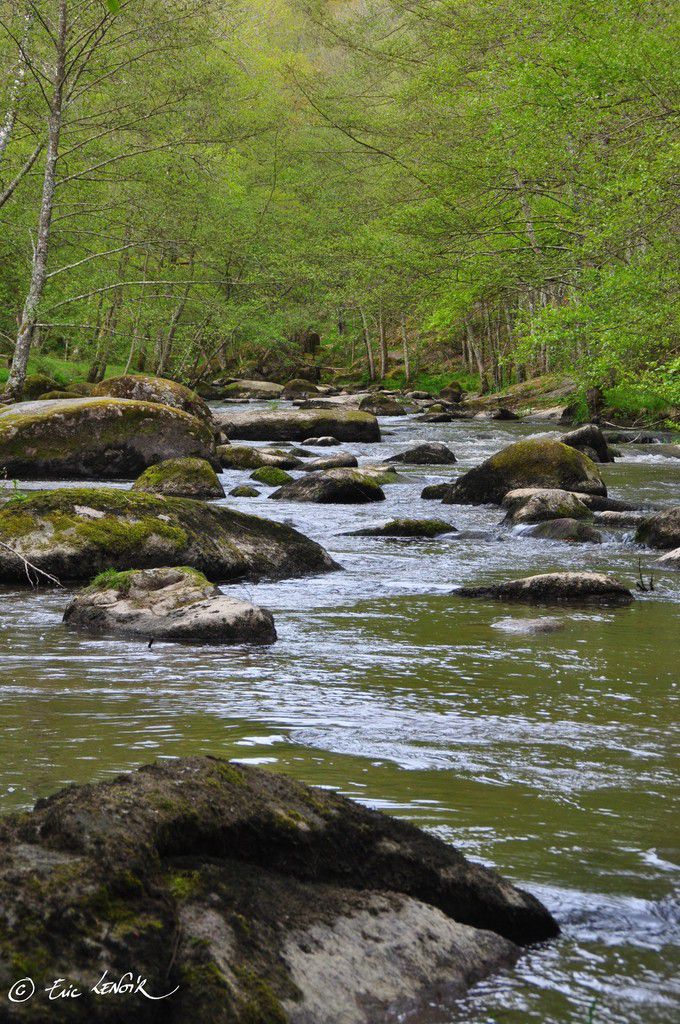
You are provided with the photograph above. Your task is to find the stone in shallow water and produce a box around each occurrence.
[491,616,565,635]
[635,507,680,550]
[63,566,276,644]
[459,572,633,604]
[655,546,680,570]
[347,518,456,538]
[386,442,457,465]
[270,469,385,504]
[132,456,225,499]
[520,518,603,544]
[302,453,358,471]
[0,756,557,1024]
[503,488,593,524]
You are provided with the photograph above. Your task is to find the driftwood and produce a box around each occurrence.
[0,540,62,588]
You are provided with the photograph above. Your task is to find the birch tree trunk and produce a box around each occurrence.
[400,315,410,383]
[359,305,375,381]
[5,0,67,401]
[0,6,33,168]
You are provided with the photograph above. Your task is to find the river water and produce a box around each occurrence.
[1,407,678,1023]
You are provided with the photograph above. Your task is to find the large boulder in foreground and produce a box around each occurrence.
[386,442,457,465]
[0,488,338,584]
[635,507,680,549]
[0,757,557,1024]
[215,407,381,443]
[270,469,385,504]
[132,457,225,499]
[459,572,632,604]
[92,373,212,423]
[0,398,216,479]
[64,567,276,643]
[442,439,606,505]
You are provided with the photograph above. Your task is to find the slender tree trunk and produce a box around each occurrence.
[359,305,375,381]
[378,304,387,379]
[400,315,411,383]
[5,0,67,400]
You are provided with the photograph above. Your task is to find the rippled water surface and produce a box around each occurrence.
[1,409,679,1023]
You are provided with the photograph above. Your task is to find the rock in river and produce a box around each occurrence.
[132,457,225,499]
[302,452,358,471]
[92,373,212,423]
[459,571,632,604]
[347,518,456,537]
[270,469,385,504]
[0,488,338,584]
[0,398,216,479]
[221,378,284,399]
[635,507,680,549]
[520,518,603,544]
[442,439,606,505]
[218,444,303,470]
[655,546,680,570]
[386,442,457,465]
[358,394,407,416]
[560,423,614,463]
[0,756,557,1024]
[215,407,380,443]
[503,488,594,524]
[63,566,276,644]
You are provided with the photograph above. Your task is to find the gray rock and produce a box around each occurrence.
[270,469,385,504]
[346,518,456,538]
[655,546,680,570]
[560,423,614,462]
[0,756,556,1023]
[459,571,633,604]
[0,488,338,584]
[421,482,453,500]
[594,510,647,528]
[63,567,276,644]
[358,395,407,416]
[521,518,603,543]
[0,398,217,479]
[386,442,457,465]
[635,507,680,549]
[221,379,285,399]
[302,435,341,446]
[302,453,358,471]
[215,407,380,443]
[503,488,593,524]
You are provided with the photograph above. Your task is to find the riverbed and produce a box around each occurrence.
[1,409,678,1023]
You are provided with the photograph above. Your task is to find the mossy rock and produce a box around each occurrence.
[270,469,385,504]
[215,407,381,443]
[230,485,260,498]
[37,390,81,400]
[281,378,318,399]
[358,395,407,416]
[93,373,212,423]
[132,457,225,499]
[348,519,456,538]
[222,379,284,399]
[421,483,452,500]
[635,507,680,549]
[17,373,60,400]
[522,518,603,544]
[250,466,293,486]
[0,397,216,479]
[503,488,594,524]
[0,487,338,584]
[443,439,606,506]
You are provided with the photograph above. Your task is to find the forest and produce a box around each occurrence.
[0,0,678,413]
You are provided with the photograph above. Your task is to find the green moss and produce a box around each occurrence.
[229,485,260,497]
[132,457,222,496]
[88,568,137,593]
[250,466,292,486]
[168,870,203,902]
[220,446,267,469]
[235,966,287,1024]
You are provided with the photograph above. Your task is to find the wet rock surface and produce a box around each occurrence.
[215,407,380,443]
[132,457,225,499]
[0,398,217,479]
[459,571,633,604]
[270,469,386,504]
[347,518,456,538]
[635,507,680,550]
[63,567,277,644]
[520,518,603,544]
[0,756,557,1023]
[385,442,457,465]
[0,488,338,584]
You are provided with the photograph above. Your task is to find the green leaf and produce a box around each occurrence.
[103,0,121,13]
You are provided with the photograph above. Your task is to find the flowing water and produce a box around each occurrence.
[1,408,678,1023]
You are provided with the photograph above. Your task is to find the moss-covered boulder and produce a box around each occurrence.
[635,507,680,549]
[219,444,303,470]
[93,374,212,423]
[64,567,276,644]
[250,466,293,486]
[132,457,225,499]
[358,394,407,416]
[229,485,260,497]
[442,439,606,505]
[222,378,284,399]
[421,483,452,500]
[459,572,632,604]
[19,372,60,400]
[37,389,81,400]
[502,488,594,524]
[0,397,217,479]
[386,442,457,465]
[439,382,464,403]
[0,488,338,584]
[302,453,358,471]
[216,407,381,443]
[348,519,456,538]
[270,469,385,504]
[521,519,603,543]
[0,756,556,1024]
[281,378,319,399]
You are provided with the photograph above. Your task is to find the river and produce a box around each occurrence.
[1,408,678,1023]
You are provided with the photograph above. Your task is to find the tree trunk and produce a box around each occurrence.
[359,306,375,381]
[400,315,411,383]
[378,305,387,379]
[0,6,33,168]
[5,1,67,400]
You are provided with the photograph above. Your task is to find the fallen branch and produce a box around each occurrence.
[0,540,62,588]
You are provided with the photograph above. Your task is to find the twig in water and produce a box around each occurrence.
[635,557,654,593]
